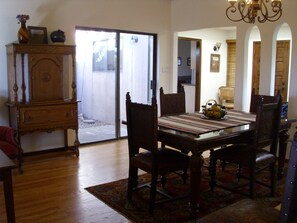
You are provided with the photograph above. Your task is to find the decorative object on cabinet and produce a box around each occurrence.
[50,29,66,43]
[28,26,48,44]
[16,14,30,43]
[6,43,79,156]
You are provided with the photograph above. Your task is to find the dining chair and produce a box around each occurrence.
[0,126,23,173]
[159,86,186,116]
[159,86,190,182]
[125,92,189,213]
[250,88,281,113]
[220,90,281,172]
[197,129,297,223]
[209,94,282,198]
[218,86,234,109]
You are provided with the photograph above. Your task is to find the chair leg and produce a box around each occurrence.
[236,165,242,182]
[17,153,23,174]
[249,165,255,198]
[270,163,276,196]
[209,157,217,190]
[149,170,158,213]
[220,160,227,171]
[182,168,188,184]
[127,166,137,200]
[204,149,214,173]
[160,174,167,188]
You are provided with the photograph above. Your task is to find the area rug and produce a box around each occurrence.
[86,163,285,223]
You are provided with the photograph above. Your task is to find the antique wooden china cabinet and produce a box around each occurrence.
[6,43,79,156]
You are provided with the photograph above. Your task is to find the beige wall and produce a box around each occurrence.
[0,0,171,152]
[1,0,296,152]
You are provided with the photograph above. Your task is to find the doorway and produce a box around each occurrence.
[252,41,290,101]
[76,28,157,144]
[177,37,201,112]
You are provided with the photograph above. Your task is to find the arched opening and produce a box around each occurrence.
[273,23,292,102]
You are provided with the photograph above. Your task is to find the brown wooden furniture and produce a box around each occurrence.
[250,88,280,113]
[125,92,189,213]
[160,86,186,116]
[0,126,22,172]
[157,111,294,215]
[210,95,282,198]
[159,86,189,179]
[249,89,292,179]
[0,150,17,223]
[197,130,297,223]
[6,43,79,156]
[218,86,234,109]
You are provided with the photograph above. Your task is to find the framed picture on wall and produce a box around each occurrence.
[187,57,191,66]
[210,54,220,72]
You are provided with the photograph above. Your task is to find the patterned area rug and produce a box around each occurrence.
[86,163,285,223]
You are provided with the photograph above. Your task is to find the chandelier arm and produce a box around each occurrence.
[257,1,282,23]
[226,1,253,23]
[226,0,282,23]
[257,0,269,23]
[226,5,244,22]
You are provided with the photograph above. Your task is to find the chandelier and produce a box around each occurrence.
[226,0,282,23]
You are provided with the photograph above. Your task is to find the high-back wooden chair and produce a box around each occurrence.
[159,86,186,116]
[197,130,297,223]
[125,92,189,213]
[210,94,282,198]
[159,86,190,178]
[250,88,280,113]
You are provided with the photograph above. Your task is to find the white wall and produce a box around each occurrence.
[171,0,297,136]
[177,28,234,107]
[0,0,171,152]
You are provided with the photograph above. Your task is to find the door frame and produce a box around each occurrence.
[75,26,158,142]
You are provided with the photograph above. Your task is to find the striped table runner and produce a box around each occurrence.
[158,110,256,135]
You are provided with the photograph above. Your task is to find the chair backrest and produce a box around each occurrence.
[218,86,234,103]
[250,88,280,113]
[253,95,282,155]
[126,92,158,155]
[279,131,297,223]
[159,86,186,116]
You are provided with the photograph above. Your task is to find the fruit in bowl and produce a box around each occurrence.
[202,99,227,119]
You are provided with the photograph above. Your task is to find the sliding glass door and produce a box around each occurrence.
[76,28,156,143]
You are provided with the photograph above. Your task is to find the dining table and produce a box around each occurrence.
[157,110,296,215]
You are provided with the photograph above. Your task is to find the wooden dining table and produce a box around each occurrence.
[157,110,296,215]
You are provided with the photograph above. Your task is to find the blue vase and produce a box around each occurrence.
[50,29,66,43]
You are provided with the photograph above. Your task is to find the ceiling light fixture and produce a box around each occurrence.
[226,0,282,23]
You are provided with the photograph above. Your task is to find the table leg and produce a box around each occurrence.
[74,128,80,157]
[278,129,290,179]
[189,153,204,216]
[3,171,15,223]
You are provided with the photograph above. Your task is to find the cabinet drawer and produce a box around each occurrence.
[19,104,78,130]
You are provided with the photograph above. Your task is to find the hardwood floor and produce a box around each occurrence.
[0,139,133,223]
